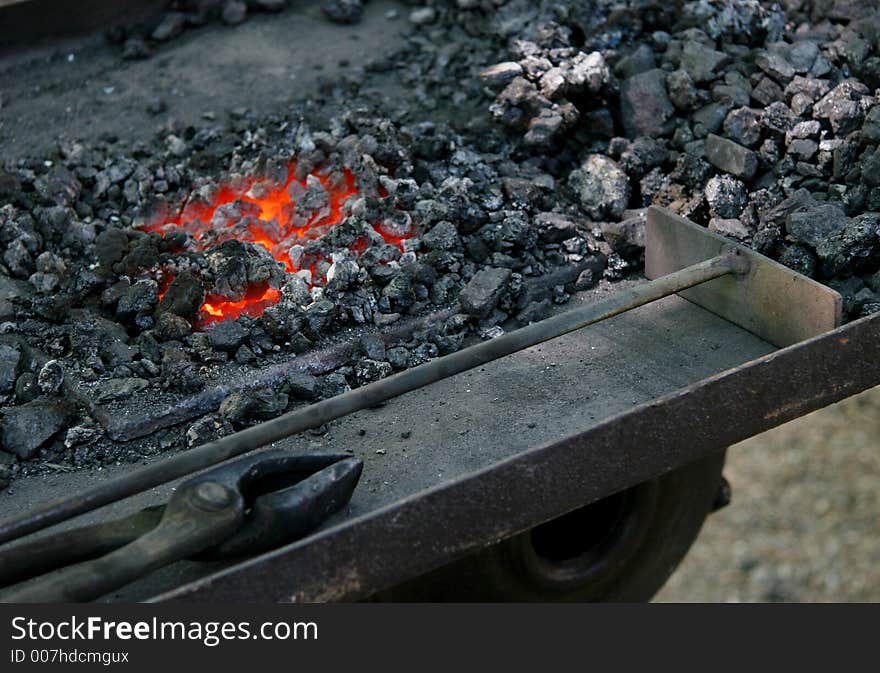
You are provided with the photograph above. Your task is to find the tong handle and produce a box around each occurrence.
[1,481,242,603]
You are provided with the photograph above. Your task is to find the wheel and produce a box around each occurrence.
[371,450,728,602]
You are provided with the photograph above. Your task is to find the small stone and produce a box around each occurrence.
[37,359,64,395]
[386,347,410,370]
[786,41,819,73]
[535,212,579,243]
[221,0,247,25]
[706,133,759,180]
[15,373,40,404]
[459,268,512,318]
[318,371,351,398]
[354,359,393,384]
[159,272,205,319]
[760,101,796,135]
[751,77,783,106]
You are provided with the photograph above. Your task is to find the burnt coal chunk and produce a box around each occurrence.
[220,388,288,427]
[153,312,192,342]
[360,333,386,361]
[786,202,849,249]
[207,320,248,351]
[354,358,393,385]
[0,345,22,395]
[116,279,159,320]
[158,272,205,320]
[317,371,351,398]
[1,399,73,460]
[95,229,129,272]
[815,213,880,278]
[459,267,511,318]
[14,372,40,404]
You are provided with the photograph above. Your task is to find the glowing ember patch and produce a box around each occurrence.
[144,161,412,325]
[202,285,282,322]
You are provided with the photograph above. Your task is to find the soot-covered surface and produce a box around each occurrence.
[0,0,878,495]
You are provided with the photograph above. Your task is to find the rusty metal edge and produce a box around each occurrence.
[153,311,880,603]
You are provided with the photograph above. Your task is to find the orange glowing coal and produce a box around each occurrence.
[143,161,411,325]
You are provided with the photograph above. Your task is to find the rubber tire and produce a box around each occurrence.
[372,450,726,602]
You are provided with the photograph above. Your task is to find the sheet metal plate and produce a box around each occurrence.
[645,206,842,347]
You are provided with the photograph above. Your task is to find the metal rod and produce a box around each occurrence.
[0,252,747,546]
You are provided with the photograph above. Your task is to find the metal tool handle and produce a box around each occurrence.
[1,482,242,602]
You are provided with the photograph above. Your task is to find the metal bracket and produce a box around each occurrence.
[645,206,842,347]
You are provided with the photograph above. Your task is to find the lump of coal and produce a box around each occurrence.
[815,213,880,278]
[186,415,233,447]
[117,279,158,320]
[812,80,871,136]
[153,312,192,342]
[158,272,205,320]
[0,345,21,395]
[619,69,674,138]
[37,359,64,396]
[1,400,72,459]
[786,203,849,249]
[207,320,247,351]
[601,215,645,260]
[666,70,699,112]
[93,377,149,403]
[318,371,351,398]
[706,133,758,180]
[220,388,288,427]
[568,155,630,221]
[705,175,748,219]
[354,358,393,384]
[516,299,551,326]
[459,267,511,318]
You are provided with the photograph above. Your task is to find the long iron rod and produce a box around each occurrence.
[0,252,747,545]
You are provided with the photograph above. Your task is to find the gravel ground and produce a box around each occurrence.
[657,385,880,603]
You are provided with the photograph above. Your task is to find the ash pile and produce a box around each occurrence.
[1,0,880,485]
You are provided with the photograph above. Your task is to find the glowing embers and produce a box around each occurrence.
[143,161,411,325]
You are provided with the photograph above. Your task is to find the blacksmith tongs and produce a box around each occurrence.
[0,450,362,602]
